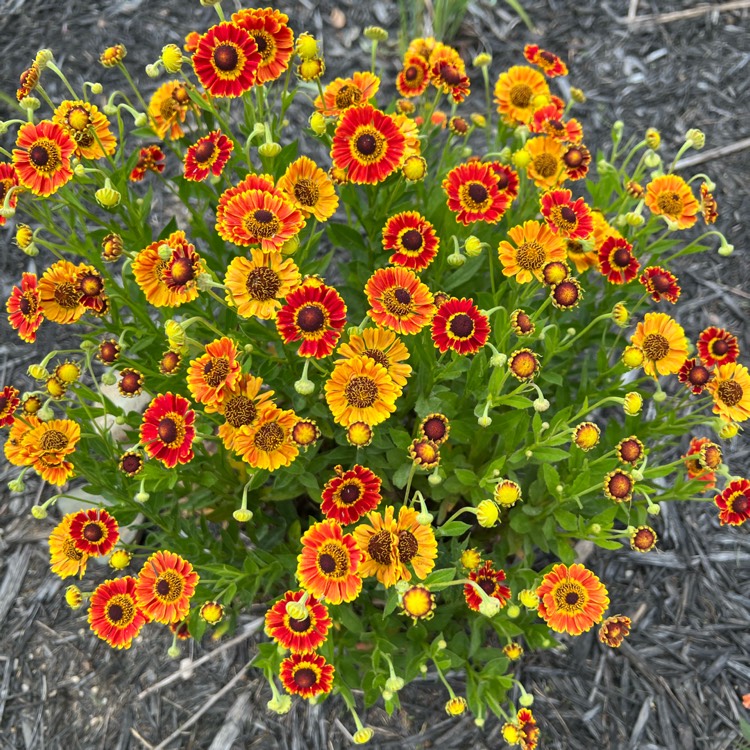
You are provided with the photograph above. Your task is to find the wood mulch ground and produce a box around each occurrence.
[0,1,748,748]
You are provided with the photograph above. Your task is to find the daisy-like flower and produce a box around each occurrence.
[325,354,401,427]
[280,651,334,699]
[335,327,412,387]
[88,577,148,650]
[291,418,320,448]
[147,81,193,140]
[419,413,450,445]
[573,422,600,451]
[508,348,540,381]
[217,373,275,451]
[7,272,44,343]
[365,266,435,335]
[562,143,591,181]
[99,44,126,67]
[52,100,116,160]
[0,386,20,427]
[224,250,301,320]
[16,63,40,101]
[216,189,305,252]
[429,55,470,103]
[135,550,199,624]
[530,103,583,143]
[645,174,699,229]
[494,65,549,125]
[630,312,688,377]
[409,438,440,469]
[524,44,567,77]
[486,162,520,203]
[498,220,566,284]
[639,266,681,303]
[315,71,380,117]
[132,230,205,308]
[683,436,717,488]
[296,519,362,604]
[431,297,490,355]
[382,211,440,271]
[714,478,750,526]
[400,584,436,622]
[192,22,261,97]
[231,7,294,84]
[216,172,280,226]
[276,280,347,358]
[395,505,437,581]
[129,145,165,181]
[517,707,541,750]
[604,468,634,503]
[69,508,119,557]
[536,563,609,636]
[4,414,39,469]
[265,590,331,653]
[25,418,81,485]
[598,235,640,285]
[599,615,631,648]
[464,561,511,612]
[277,156,339,222]
[630,525,658,552]
[49,513,89,579]
[678,358,712,395]
[442,162,509,225]
[524,135,566,189]
[697,326,739,367]
[119,451,144,477]
[321,464,382,525]
[140,392,196,469]
[76,265,107,315]
[331,104,406,185]
[706,362,750,422]
[353,506,401,587]
[233,405,299,471]
[700,181,718,224]
[186,337,241,412]
[0,163,20,226]
[183,130,233,181]
[540,189,593,239]
[12,120,75,197]
[396,54,430,97]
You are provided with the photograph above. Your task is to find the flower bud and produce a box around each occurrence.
[444,696,467,716]
[518,589,539,609]
[506,604,521,619]
[89,82,103,94]
[623,392,642,416]
[267,695,292,714]
[109,549,132,570]
[478,595,501,618]
[295,32,318,60]
[611,302,629,327]
[402,155,427,181]
[519,692,534,707]
[145,63,159,78]
[645,127,661,149]
[353,728,374,744]
[625,212,644,227]
[512,149,531,168]
[101,372,116,386]
[309,111,327,135]
[233,508,253,522]
[31,503,47,517]
[167,645,181,658]
[652,388,667,403]
[416,510,434,525]
[473,52,492,68]
[294,376,315,395]
[477,415,492,428]
[37,404,54,421]
[447,251,466,267]
[161,44,183,73]
[385,675,405,692]
[643,150,661,168]
[427,471,442,487]
[464,236,483,257]
[135,489,150,503]
[490,352,506,368]
[570,86,586,103]
[476,499,499,528]
[622,345,644,368]
[719,422,739,440]
[259,141,282,158]
[686,128,705,149]
[471,113,487,128]
[281,235,299,255]
[95,183,121,208]
[134,113,148,127]
[589,523,602,535]
[65,585,83,610]
[533,397,550,412]
[9,478,26,494]
[612,120,624,140]
[363,26,388,41]
[199,601,225,624]
[20,96,40,111]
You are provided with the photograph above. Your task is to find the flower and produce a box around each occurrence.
[429,54,470,103]
[140,392,196,468]
[291,418,320,448]
[192,22,261,97]
[49,513,89,579]
[7,272,44,343]
[25,417,80,485]
[598,236,640,284]
[536,563,609,636]
[599,615,631,647]
[503,642,524,660]
[714,478,750,526]
[331,104,406,185]
[630,312,688,377]
[147,81,193,140]
[516,708,540,750]
[382,211,440,271]
[353,506,401,587]
[645,174,699,229]
[296,519,362,604]
[224,249,301,320]
[524,135,566,189]
[0,166,20,228]
[442,162,509,225]
[186,337,241,412]
[117,368,144,398]
[551,278,582,310]
[199,601,224,624]
[0,386,20,427]
[38,259,85,324]
[494,65,549,125]
[88,577,147,649]
[276,280,347,358]
[494,479,522,507]
[700,181,718,224]
[604,468,634,503]
[397,54,430,97]
[315,71,380,117]
[364,266,435,335]
[216,374,274,451]
[231,7,294,84]
[706,363,750,422]
[184,130,233,181]
[280,651,334,699]
[130,145,165,181]
[498,220,566,283]
[464,561,511,611]
[233,405,299,471]
[419,413,450,445]
[445,696,468,716]
[508,348,540,381]
[100,43,126,67]
[335,328,412,387]
[616,436,645,465]
[321,464,383,525]
[12,120,75,197]
[400,584,436,622]
[562,143,591,180]
[639,266,681,303]
[277,156,339,222]
[697,326,740,367]
[265,590,331,653]
[347,422,374,447]
[540,189,593,239]
[408,438,440,469]
[431,297,490,355]
[69,508,119,557]
[476,499,500,527]
[325,354,401,427]
[524,44,568,77]
[573,422,600,451]
[394,505,437,581]
[135,550,199,624]
[460,548,482,570]
[678,358,713,395]
[630,525,658,552]
[52,100,116,160]
[110,549,133,570]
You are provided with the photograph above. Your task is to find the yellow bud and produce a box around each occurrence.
[570,86,586,103]
[611,302,629,327]
[364,26,388,41]
[464,236,483,257]
[258,141,282,158]
[267,695,292,714]
[444,696,467,716]
[297,57,325,82]
[622,345,644,369]
[719,422,739,440]
[473,52,492,68]
[512,149,531,168]
[280,235,300,255]
[470,113,487,128]
[460,547,482,571]
[89,82,103,94]
[233,508,253,522]
[160,44,183,73]
[65,585,83,610]
[199,601,225,624]
[46,377,67,399]
[402,155,427,182]
[109,549,132,570]
[686,128,705,149]
[623,392,643,416]
[309,111,327,135]
[295,32,318,60]
[96,184,121,208]
[353,728,374,744]
[54,361,81,384]
[476,499,499,528]
[502,722,522,744]
[164,320,186,351]
[30,504,47,518]
[518,589,539,609]
[645,127,661,150]
[15,224,34,250]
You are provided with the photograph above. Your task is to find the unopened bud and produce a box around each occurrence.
[258,141,282,157]
[686,128,705,149]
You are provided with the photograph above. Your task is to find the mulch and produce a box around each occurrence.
[1,0,749,748]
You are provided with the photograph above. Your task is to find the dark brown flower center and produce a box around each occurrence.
[83,522,103,542]
[30,145,49,166]
[368,530,394,565]
[338,483,361,504]
[155,571,184,602]
[422,417,446,442]
[641,333,670,361]
[293,177,320,207]
[254,422,285,452]
[449,313,474,338]
[468,183,488,204]
[608,472,633,498]
[401,229,423,251]
[732,495,749,514]
[158,417,178,444]
[397,530,419,563]
[19,295,33,316]
[54,281,80,309]
[194,140,215,164]
[688,365,710,385]
[560,206,577,224]
[344,375,379,409]
[405,66,418,82]
[652,274,671,293]
[296,304,325,332]
[224,395,257,428]
[533,153,558,177]
[246,266,282,300]
[553,280,579,307]
[293,668,316,688]
[717,380,743,407]
[317,542,349,577]
[495,171,509,189]
[288,614,311,632]
[516,241,547,271]
[356,133,377,156]
[565,591,579,605]
[711,339,729,356]
[478,577,495,595]
[120,454,143,474]
[108,604,124,622]
[613,248,631,267]
[213,44,239,71]
[441,65,461,86]
[254,209,274,224]
[40,429,68,451]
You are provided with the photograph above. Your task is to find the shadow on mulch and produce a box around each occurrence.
[1,1,749,748]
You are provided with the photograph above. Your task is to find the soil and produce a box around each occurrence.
[0,1,749,749]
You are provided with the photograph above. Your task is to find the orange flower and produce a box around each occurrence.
[88,577,148,649]
[524,135,566,189]
[52,100,116,160]
[233,405,299,471]
[277,156,339,222]
[630,312,688,377]
[498,220,566,283]
[540,188,593,239]
[315,71,380,117]
[265,590,331,653]
[69,508,119,557]
[365,266,435,335]
[25,417,80,485]
[192,22,261,97]
[12,120,75,197]
[706,362,750,423]
[147,80,193,140]
[442,162,510,225]
[645,174,699,229]
[335,327,412,387]
[7,272,44,343]
[382,211,439,271]
[524,44,568,77]
[353,505,401,587]
[135,550,199,624]
[49,512,89,579]
[397,54,430,98]
[494,65,549,125]
[231,7,294,84]
[217,373,275,451]
[186,337,241,412]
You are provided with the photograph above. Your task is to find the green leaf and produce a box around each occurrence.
[453,468,476,486]
[554,509,579,531]
[327,222,366,252]
[531,447,570,463]
[437,521,472,537]
[423,567,456,586]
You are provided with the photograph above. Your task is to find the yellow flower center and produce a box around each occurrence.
[317,540,351,579]
[656,191,682,216]
[641,333,670,361]
[66,106,91,132]
[155,570,185,603]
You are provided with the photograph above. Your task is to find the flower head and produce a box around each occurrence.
[499,220,566,284]
[464,561,511,611]
[265,590,331,653]
[12,120,75,197]
[233,405,299,471]
[69,508,119,557]
[645,174,699,229]
[184,130,234,181]
[88,577,147,649]
[431,297,490,355]
[697,326,739,368]
[192,22,261,97]
[599,615,631,647]
[280,651,334,699]
[321,464,382,525]
[706,363,750,423]
[365,266,435,336]
[140,392,196,468]
[135,550,199,624]
[630,312,688,377]
[442,162,510,225]
[7,273,44,343]
[231,7,294,84]
[382,211,440,271]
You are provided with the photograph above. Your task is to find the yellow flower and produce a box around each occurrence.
[444,696,467,716]
[476,499,499,528]
[623,392,643,416]
[519,588,539,609]
[460,547,481,570]
[295,32,318,60]
[161,44,183,73]
[630,312,688,377]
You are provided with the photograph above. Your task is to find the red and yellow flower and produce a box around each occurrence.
[487,161,520,202]
[231,7,294,84]
[630,312,688,377]
[706,362,750,422]
[639,266,681,303]
[276,280,347,358]
[464,561,511,611]
[147,80,193,140]
[140,392,196,468]
[0,386,20,428]
[186,337,241,412]
[217,373,275,451]
[315,71,380,117]
[494,65,549,125]
[192,22,261,97]
[442,162,509,225]
[678,358,712,395]
[540,188,593,239]
[321,464,383,525]
[382,211,439,271]
[52,100,116,160]
[524,44,568,77]
[280,651,334,699]
[697,326,739,367]
[429,54,470,103]
[335,327,412,387]
[233,405,299,471]
[49,512,89,579]
[12,120,75,197]
[353,505,401,587]
[135,550,199,624]
[431,297,490,355]
[296,519,362,604]
[683,437,717,489]
[562,143,591,181]
[599,615,631,648]
[598,236,640,285]
[277,156,339,222]
[25,417,80,485]
[700,181,718,224]
[536,563,609,636]
[88,577,148,649]
[397,54,430,98]
[130,145,165,181]
[265,590,331,653]
[394,505,437,581]
[7,272,44,343]
[183,130,233,181]
[714,478,750,526]
[69,508,119,557]
[498,220,566,283]
[365,266,435,335]
[645,174,699,229]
